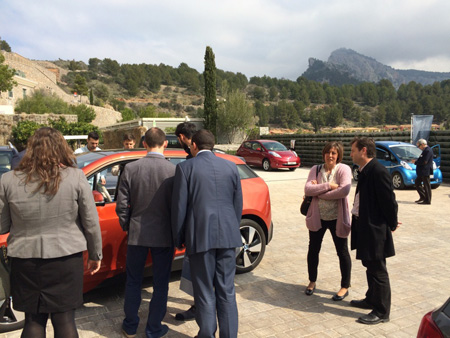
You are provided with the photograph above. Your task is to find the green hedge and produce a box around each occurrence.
[264,130,450,183]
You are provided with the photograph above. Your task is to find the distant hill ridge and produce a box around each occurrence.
[302,48,450,88]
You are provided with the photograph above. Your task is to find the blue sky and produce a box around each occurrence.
[1,0,449,80]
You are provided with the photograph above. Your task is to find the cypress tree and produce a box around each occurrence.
[203,46,217,138]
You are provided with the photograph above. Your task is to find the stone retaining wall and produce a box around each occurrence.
[0,51,122,129]
[0,113,78,145]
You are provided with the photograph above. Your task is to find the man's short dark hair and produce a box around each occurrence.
[123,133,136,142]
[175,122,197,139]
[144,127,166,148]
[192,129,215,151]
[88,131,99,140]
[351,137,376,158]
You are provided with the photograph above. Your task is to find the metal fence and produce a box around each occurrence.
[263,130,450,182]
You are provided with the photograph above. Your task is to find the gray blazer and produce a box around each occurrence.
[115,153,175,247]
[0,167,103,260]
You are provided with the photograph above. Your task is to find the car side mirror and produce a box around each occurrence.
[256,148,262,151]
[92,190,106,206]
[384,153,390,161]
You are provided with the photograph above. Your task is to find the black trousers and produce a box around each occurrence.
[415,175,431,203]
[361,258,391,318]
[307,219,351,288]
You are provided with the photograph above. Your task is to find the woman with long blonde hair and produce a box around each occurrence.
[0,127,102,338]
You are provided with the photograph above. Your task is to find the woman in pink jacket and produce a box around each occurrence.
[304,141,352,301]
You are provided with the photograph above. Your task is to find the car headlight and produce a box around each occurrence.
[400,161,412,170]
[269,151,281,158]
[433,161,437,170]
[291,151,298,157]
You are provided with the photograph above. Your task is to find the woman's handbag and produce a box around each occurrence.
[0,245,11,302]
[300,165,322,216]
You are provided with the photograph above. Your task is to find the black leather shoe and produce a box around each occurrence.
[418,201,431,204]
[415,199,424,203]
[175,305,196,321]
[350,299,373,309]
[305,285,315,296]
[358,312,389,324]
[332,290,348,301]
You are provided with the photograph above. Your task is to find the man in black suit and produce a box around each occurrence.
[173,121,198,321]
[172,129,243,338]
[414,138,434,205]
[350,137,398,325]
[116,127,175,338]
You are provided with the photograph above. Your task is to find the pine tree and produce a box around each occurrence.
[203,46,217,138]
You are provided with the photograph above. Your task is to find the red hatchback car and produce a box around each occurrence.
[236,140,300,171]
[0,149,273,332]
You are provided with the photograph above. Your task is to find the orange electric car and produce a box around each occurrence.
[0,149,273,332]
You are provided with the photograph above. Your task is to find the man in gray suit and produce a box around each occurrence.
[172,129,243,338]
[116,127,175,338]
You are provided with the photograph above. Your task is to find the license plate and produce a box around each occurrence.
[287,162,296,165]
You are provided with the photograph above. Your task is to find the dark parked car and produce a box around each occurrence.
[236,140,300,171]
[352,141,443,189]
[0,144,17,178]
[417,297,450,337]
[166,134,182,148]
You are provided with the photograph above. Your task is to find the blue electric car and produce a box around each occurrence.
[352,141,443,189]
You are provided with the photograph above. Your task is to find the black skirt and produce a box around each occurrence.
[10,252,84,314]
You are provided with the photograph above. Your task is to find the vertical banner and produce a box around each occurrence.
[411,115,433,145]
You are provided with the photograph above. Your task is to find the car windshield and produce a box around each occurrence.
[389,145,422,160]
[263,142,287,151]
[76,151,114,169]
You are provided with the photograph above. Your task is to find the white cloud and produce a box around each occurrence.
[1,0,450,79]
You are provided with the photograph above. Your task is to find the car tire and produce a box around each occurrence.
[352,166,359,181]
[289,167,296,171]
[0,298,25,333]
[236,219,266,274]
[431,184,440,189]
[262,159,271,171]
[392,172,405,189]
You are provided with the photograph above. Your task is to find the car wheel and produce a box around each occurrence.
[431,184,440,189]
[235,219,266,274]
[0,298,25,333]
[352,166,359,181]
[392,172,405,189]
[262,159,271,171]
[289,167,296,171]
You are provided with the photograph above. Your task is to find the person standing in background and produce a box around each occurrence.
[350,137,398,325]
[122,133,136,149]
[74,131,101,154]
[173,121,198,321]
[414,139,433,205]
[175,122,197,159]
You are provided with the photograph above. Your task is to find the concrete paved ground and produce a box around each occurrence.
[2,166,449,337]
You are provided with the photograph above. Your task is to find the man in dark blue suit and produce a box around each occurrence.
[172,129,243,338]
[414,139,434,205]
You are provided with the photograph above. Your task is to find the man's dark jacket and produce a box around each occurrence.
[351,158,398,261]
[415,146,433,177]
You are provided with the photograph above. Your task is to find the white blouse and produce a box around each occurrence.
[318,164,339,221]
